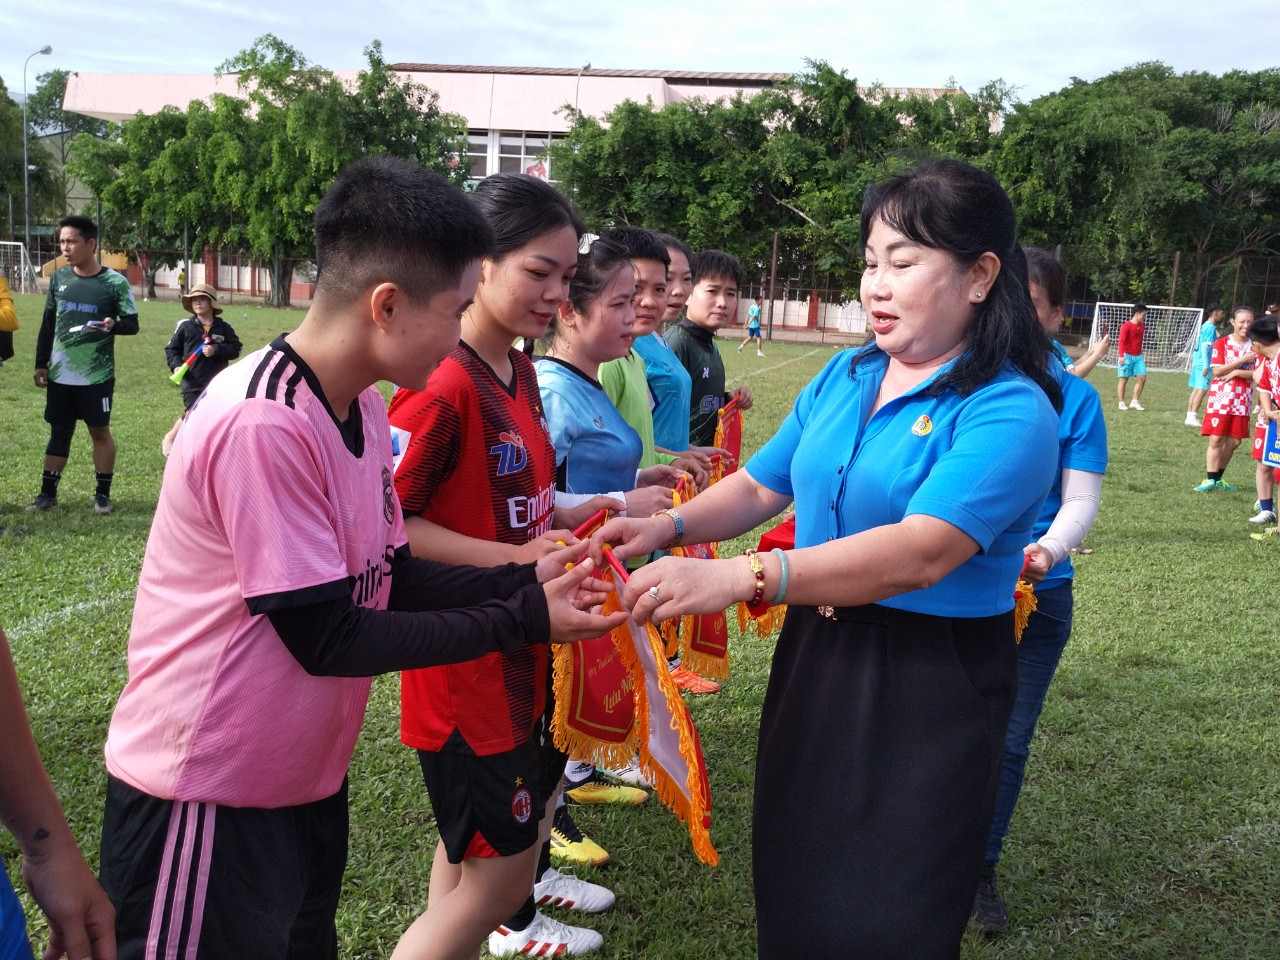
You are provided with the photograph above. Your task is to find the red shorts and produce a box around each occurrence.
[1201,413,1250,439]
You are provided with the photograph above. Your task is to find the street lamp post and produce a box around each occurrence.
[23,44,53,263]
[574,62,591,116]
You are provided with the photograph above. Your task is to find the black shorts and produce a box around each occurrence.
[45,378,114,427]
[418,734,566,864]
[100,776,348,960]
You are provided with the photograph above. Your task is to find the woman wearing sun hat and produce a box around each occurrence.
[162,283,242,454]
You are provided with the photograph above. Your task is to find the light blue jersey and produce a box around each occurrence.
[536,357,643,494]
[634,332,693,451]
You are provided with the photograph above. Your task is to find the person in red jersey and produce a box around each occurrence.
[390,175,621,960]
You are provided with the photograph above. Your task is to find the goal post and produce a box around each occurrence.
[0,241,39,294]
[1089,302,1204,372]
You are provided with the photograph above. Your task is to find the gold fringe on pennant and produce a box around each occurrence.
[548,618,639,771]
[735,601,750,638]
[610,614,719,867]
[1012,580,1037,644]
[754,603,788,637]
[677,636,730,682]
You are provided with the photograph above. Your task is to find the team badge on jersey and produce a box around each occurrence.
[592,415,606,429]
[489,431,529,477]
[911,415,933,437]
[382,466,395,524]
[511,779,533,824]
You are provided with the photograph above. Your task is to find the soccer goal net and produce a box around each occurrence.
[0,242,39,294]
[1089,302,1204,372]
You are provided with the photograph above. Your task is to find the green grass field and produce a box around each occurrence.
[1,293,1277,959]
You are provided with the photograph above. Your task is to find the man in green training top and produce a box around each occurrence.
[32,215,139,515]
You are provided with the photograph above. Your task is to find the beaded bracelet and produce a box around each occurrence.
[744,549,766,608]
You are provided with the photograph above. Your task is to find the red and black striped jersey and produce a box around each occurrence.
[389,343,557,755]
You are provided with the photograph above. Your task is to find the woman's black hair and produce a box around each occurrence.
[1248,313,1279,345]
[601,227,670,266]
[655,232,693,267]
[470,174,585,258]
[1023,246,1066,309]
[542,237,632,346]
[691,249,743,287]
[857,159,1061,410]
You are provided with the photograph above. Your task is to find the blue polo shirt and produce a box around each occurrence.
[536,356,643,495]
[1036,359,1109,589]
[1049,338,1072,369]
[634,332,693,451]
[746,348,1060,618]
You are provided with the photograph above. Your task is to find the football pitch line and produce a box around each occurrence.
[734,347,825,381]
[8,590,133,642]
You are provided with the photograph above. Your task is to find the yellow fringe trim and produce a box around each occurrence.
[610,612,719,867]
[1013,579,1037,644]
[548,610,639,770]
[735,601,750,638]
[678,637,730,681]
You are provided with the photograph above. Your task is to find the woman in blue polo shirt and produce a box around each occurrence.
[971,248,1109,934]
[592,159,1062,958]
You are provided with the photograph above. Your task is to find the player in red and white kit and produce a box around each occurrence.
[390,175,622,960]
[1247,312,1280,526]
[1195,306,1255,493]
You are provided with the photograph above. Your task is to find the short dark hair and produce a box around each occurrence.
[314,156,493,304]
[1248,313,1279,345]
[1265,303,1280,315]
[1023,246,1066,308]
[858,158,1061,411]
[654,232,693,267]
[1131,303,1148,316]
[691,249,742,287]
[1233,304,1256,318]
[58,215,98,242]
[470,174,584,257]
[601,227,670,268]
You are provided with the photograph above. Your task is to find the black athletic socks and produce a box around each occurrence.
[1208,470,1223,482]
[96,472,113,498]
[40,469,61,498]
[502,840,552,932]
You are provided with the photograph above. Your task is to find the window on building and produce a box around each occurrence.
[466,131,567,186]
[466,131,489,179]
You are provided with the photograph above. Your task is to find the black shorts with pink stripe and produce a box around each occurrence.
[100,775,347,960]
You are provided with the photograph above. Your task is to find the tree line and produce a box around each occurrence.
[4,37,1277,308]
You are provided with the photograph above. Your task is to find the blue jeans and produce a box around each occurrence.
[984,581,1074,867]
[0,859,33,960]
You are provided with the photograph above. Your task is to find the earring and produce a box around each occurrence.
[974,291,984,301]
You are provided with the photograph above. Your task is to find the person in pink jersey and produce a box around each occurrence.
[98,157,625,960]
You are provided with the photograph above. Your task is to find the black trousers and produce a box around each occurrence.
[753,604,1016,959]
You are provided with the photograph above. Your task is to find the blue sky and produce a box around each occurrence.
[3,0,1278,106]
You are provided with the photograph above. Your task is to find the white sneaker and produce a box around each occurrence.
[1248,509,1277,525]
[1118,401,1128,411]
[1129,400,1145,411]
[534,867,616,913]
[489,911,603,956]
[1185,412,1201,427]
[601,759,650,789]
[757,350,765,357]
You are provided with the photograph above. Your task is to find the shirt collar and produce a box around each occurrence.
[678,318,715,344]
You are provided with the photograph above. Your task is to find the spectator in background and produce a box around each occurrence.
[0,267,16,366]
[161,284,242,455]
[1116,303,1148,410]
[1186,307,1225,427]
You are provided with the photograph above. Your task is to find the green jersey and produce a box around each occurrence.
[41,266,138,385]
